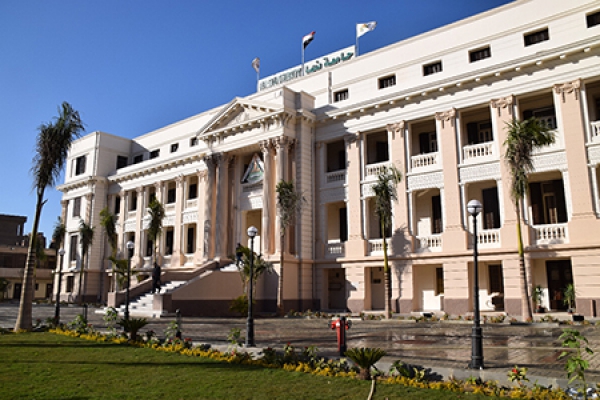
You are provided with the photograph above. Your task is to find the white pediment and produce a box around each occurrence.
[196,97,281,138]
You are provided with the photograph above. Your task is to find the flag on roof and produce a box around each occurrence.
[252,57,260,73]
[356,21,377,38]
[302,31,315,48]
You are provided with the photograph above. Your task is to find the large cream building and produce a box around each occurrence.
[57,0,600,317]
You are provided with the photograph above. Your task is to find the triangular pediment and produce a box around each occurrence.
[197,97,281,138]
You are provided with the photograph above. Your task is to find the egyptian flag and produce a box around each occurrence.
[252,57,260,73]
[357,22,376,38]
[302,31,315,48]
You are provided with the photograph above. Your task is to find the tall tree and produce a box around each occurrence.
[77,220,94,305]
[14,102,84,331]
[275,180,302,315]
[51,218,66,303]
[147,198,165,268]
[371,165,402,319]
[504,117,554,321]
[99,207,127,290]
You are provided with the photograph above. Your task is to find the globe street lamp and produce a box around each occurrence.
[246,226,258,347]
[125,240,135,322]
[467,199,484,370]
[54,248,65,323]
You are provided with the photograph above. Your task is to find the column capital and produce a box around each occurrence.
[175,174,185,185]
[553,79,581,102]
[386,121,405,136]
[154,181,163,191]
[85,192,93,201]
[136,186,144,194]
[197,169,208,182]
[60,199,68,207]
[435,108,456,122]
[344,133,359,146]
[490,95,514,117]
[274,135,289,150]
[259,139,272,153]
[119,190,125,197]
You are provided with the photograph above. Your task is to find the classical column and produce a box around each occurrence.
[315,141,325,259]
[117,191,126,256]
[215,153,230,259]
[387,121,411,254]
[274,136,289,253]
[344,133,365,257]
[171,175,185,266]
[260,140,274,254]
[203,155,217,260]
[435,108,466,250]
[134,186,144,265]
[84,192,94,223]
[194,170,207,264]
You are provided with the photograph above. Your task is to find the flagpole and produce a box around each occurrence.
[301,41,305,76]
[356,34,360,57]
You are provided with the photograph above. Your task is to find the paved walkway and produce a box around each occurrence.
[1,303,599,388]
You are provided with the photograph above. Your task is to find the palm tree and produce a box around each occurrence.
[99,207,127,290]
[14,102,84,331]
[147,198,165,268]
[504,117,554,321]
[78,220,94,305]
[371,165,402,319]
[51,218,66,308]
[234,244,273,298]
[275,180,302,315]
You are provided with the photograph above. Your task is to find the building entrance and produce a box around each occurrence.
[327,269,346,310]
[546,259,573,311]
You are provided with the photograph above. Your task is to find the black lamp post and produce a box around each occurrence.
[246,226,258,347]
[124,240,135,322]
[467,199,484,370]
[54,248,65,323]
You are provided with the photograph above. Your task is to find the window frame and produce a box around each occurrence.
[469,46,491,63]
[378,75,396,89]
[423,61,443,76]
[333,89,349,103]
[524,28,549,47]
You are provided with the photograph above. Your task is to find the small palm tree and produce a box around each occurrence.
[99,207,123,290]
[147,198,165,268]
[233,244,273,298]
[371,165,402,319]
[504,118,554,321]
[345,347,386,380]
[15,102,84,331]
[51,218,66,306]
[275,180,303,315]
[78,220,94,305]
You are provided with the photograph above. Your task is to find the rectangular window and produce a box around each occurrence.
[186,226,195,254]
[423,61,442,76]
[170,143,179,153]
[133,154,144,164]
[66,276,74,293]
[524,28,549,46]
[69,235,78,263]
[75,156,86,175]
[489,265,504,294]
[334,89,348,102]
[482,187,501,229]
[378,75,396,89]
[190,137,198,147]
[130,192,137,211]
[469,46,491,63]
[116,155,128,169]
[114,196,121,215]
[149,150,160,159]
[587,10,600,28]
[188,183,198,199]
[146,239,153,257]
[167,187,176,204]
[435,267,444,295]
[432,195,442,234]
[72,197,81,218]
[165,230,174,255]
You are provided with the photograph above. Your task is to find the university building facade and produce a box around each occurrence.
[57,0,600,317]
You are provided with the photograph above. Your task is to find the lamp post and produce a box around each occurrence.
[467,199,484,370]
[125,240,135,322]
[54,248,65,323]
[246,226,258,347]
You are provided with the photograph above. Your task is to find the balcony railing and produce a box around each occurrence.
[185,198,198,209]
[165,203,176,212]
[532,129,560,153]
[463,142,494,162]
[533,223,568,245]
[183,253,194,265]
[416,235,442,251]
[365,161,391,178]
[325,170,346,184]
[325,241,345,258]
[475,229,500,248]
[591,121,600,143]
[411,152,439,170]
[367,238,391,255]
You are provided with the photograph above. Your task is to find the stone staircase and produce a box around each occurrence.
[116,281,186,318]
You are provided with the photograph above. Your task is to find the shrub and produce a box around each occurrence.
[117,318,148,341]
[345,347,386,380]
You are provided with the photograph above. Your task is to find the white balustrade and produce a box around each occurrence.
[367,238,391,255]
[326,170,346,184]
[325,241,345,257]
[165,203,176,212]
[476,229,500,247]
[416,235,442,251]
[186,198,198,209]
[184,253,194,265]
[534,223,568,244]
[411,153,439,170]
[463,142,494,162]
[591,121,600,143]
[365,161,391,178]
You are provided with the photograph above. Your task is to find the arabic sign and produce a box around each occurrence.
[258,45,355,92]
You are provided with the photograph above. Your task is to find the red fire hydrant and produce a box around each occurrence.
[330,316,351,356]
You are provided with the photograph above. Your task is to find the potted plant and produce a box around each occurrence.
[563,283,576,314]
[532,285,545,313]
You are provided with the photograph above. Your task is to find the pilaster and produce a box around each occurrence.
[134,186,144,266]
[260,140,274,255]
[274,136,289,253]
[171,175,185,266]
[344,133,365,257]
[215,153,230,259]
[194,170,208,265]
[203,155,217,260]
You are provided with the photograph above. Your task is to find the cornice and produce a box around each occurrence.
[57,176,108,193]
[108,153,205,185]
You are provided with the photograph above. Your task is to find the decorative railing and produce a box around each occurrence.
[532,129,560,153]
[533,223,568,244]
[185,198,198,209]
[325,241,345,257]
[411,153,439,170]
[183,253,194,265]
[591,121,600,143]
[476,229,500,247]
[367,238,391,255]
[463,142,494,162]
[365,161,391,178]
[416,235,442,251]
[325,170,346,184]
[242,182,263,193]
[165,203,176,212]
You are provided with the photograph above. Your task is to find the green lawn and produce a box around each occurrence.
[0,333,488,400]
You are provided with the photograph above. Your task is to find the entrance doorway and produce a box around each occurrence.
[327,269,346,310]
[546,260,573,311]
[370,267,384,310]
[13,283,21,300]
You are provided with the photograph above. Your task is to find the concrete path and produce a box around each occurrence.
[1,303,599,389]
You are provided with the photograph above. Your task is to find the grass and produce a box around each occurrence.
[0,333,489,400]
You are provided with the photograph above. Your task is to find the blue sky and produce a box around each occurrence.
[0,0,512,243]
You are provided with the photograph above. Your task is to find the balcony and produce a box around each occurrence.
[533,223,568,245]
[325,241,345,258]
[462,142,494,163]
[367,238,391,256]
[411,153,439,171]
[591,121,600,143]
[415,235,442,252]
[242,182,263,193]
[365,161,391,179]
[532,129,561,154]
[185,198,198,209]
[325,170,346,184]
[475,229,501,248]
